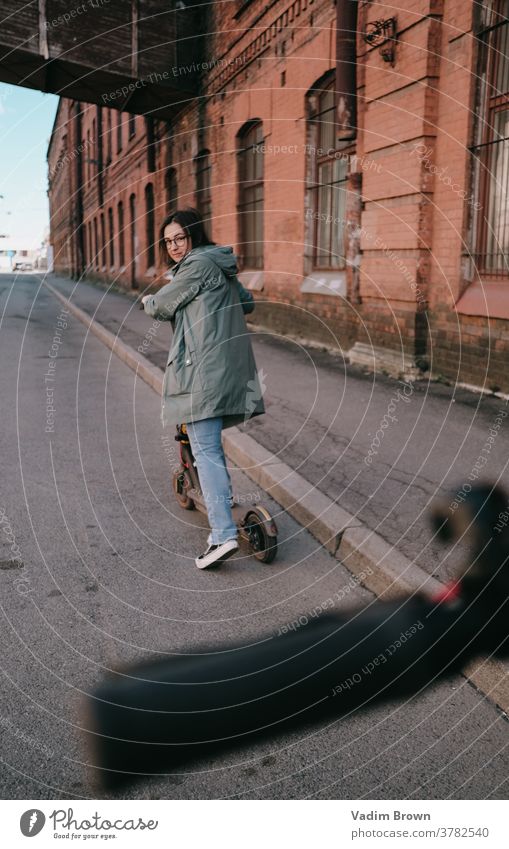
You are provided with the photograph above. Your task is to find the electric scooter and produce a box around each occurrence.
[172,423,278,563]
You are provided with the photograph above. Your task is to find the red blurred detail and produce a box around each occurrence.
[432,580,461,604]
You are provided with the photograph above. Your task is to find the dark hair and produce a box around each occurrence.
[159,207,215,264]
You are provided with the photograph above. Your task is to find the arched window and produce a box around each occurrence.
[129,193,138,289]
[165,167,178,214]
[87,221,92,269]
[91,118,96,184]
[306,74,350,269]
[118,201,125,267]
[145,116,156,172]
[195,150,212,229]
[106,109,112,165]
[108,207,115,267]
[237,121,264,269]
[471,1,509,276]
[117,112,123,153]
[145,183,155,268]
[86,129,91,181]
[100,212,106,268]
[93,217,99,270]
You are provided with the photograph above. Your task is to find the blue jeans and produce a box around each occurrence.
[186,417,237,546]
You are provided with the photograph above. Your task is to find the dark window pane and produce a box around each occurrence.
[318,88,335,151]
[108,207,114,266]
[238,121,264,268]
[308,78,349,269]
[145,184,155,267]
[117,112,123,152]
[166,168,178,214]
[485,109,509,272]
[100,213,106,267]
[118,202,125,266]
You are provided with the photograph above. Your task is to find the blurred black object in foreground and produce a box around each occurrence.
[84,484,509,790]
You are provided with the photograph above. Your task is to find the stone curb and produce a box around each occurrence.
[43,279,509,715]
[222,429,358,556]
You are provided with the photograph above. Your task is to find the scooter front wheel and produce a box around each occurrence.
[243,509,278,563]
[173,469,195,510]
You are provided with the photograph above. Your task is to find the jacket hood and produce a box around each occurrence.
[188,244,239,278]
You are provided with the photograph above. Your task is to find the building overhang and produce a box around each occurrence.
[0,0,204,119]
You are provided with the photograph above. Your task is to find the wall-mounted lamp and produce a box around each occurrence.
[363,17,397,65]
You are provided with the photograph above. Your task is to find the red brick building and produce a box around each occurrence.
[48,0,509,391]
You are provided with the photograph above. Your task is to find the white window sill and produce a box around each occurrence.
[238,270,264,290]
[300,270,346,297]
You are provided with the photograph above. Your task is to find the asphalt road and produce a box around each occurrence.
[0,272,507,800]
[43,271,509,583]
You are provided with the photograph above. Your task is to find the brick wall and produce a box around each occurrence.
[47,99,73,275]
[47,0,509,391]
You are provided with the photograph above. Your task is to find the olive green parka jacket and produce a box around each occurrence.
[143,245,265,429]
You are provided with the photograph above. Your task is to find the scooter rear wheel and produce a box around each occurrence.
[173,470,195,510]
[244,510,278,563]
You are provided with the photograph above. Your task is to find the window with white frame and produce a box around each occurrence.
[307,75,350,270]
[237,121,264,269]
[471,0,509,276]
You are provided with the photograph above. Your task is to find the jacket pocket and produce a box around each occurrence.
[164,360,184,396]
[165,346,201,395]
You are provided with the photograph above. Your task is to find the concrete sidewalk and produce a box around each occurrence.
[41,271,509,712]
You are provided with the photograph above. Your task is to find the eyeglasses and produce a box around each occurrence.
[164,234,188,249]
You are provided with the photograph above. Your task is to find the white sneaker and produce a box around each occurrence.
[195,539,239,569]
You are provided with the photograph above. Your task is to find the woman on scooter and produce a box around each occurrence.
[142,208,265,569]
